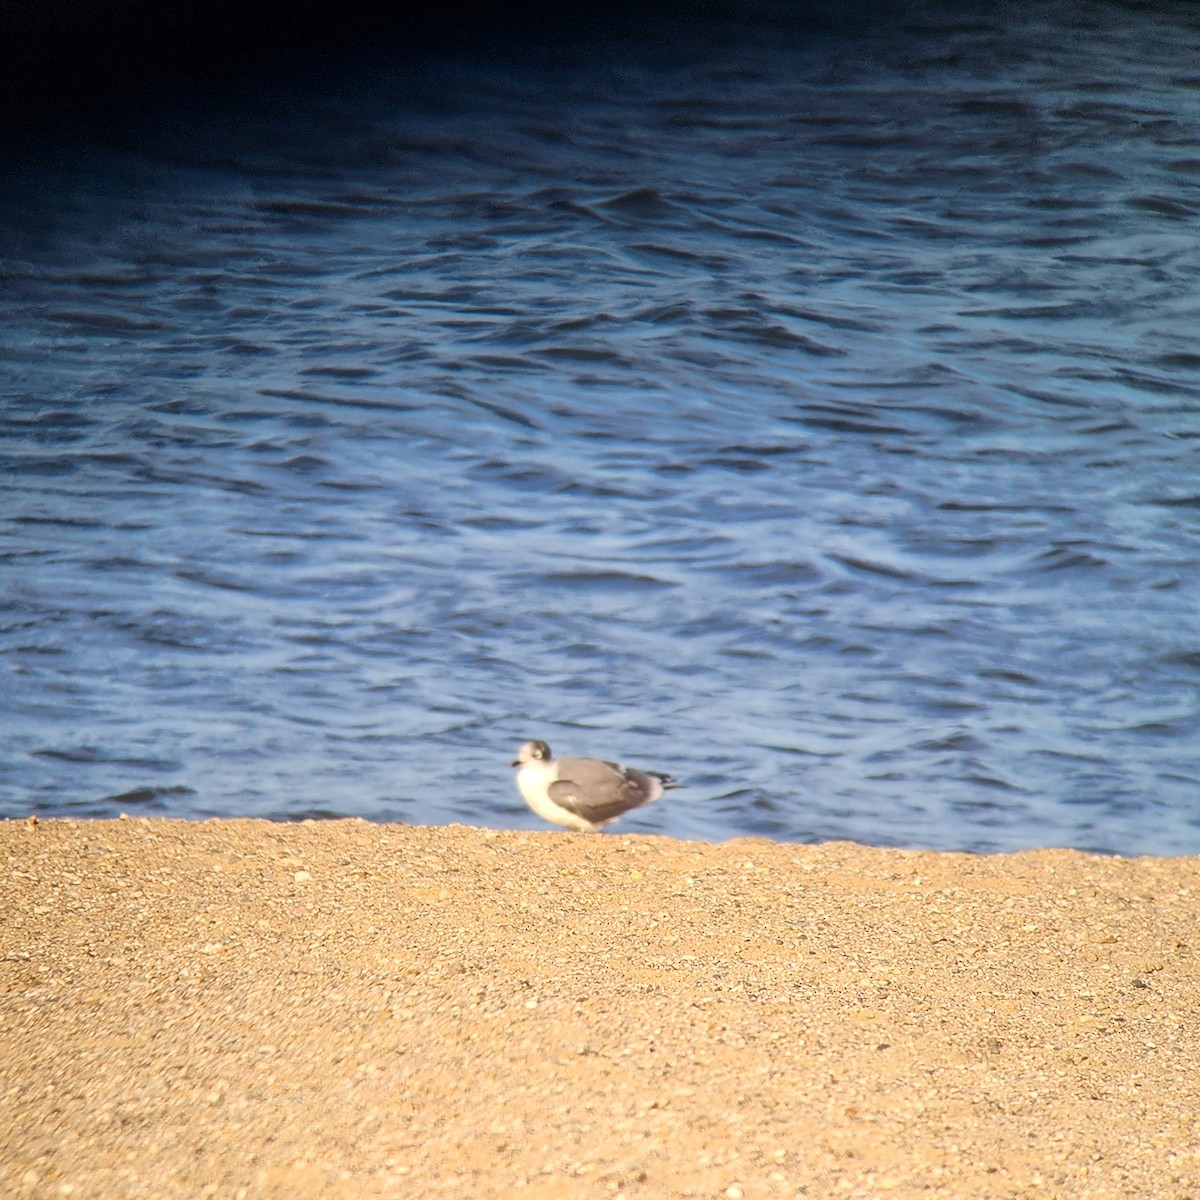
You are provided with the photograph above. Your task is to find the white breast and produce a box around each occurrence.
[516,760,597,832]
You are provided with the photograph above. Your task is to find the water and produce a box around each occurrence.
[2,0,1199,854]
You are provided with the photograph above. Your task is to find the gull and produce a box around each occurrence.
[510,739,678,832]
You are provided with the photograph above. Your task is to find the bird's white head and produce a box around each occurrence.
[511,739,552,769]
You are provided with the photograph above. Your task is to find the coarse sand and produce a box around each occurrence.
[2,817,1198,1199]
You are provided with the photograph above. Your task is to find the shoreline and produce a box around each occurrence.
[3,818,1198,1198]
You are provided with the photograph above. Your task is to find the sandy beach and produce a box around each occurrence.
[2,818,1197,1198]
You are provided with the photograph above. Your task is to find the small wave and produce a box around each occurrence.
[826,553,920,582]
[276,454,330,473]
[701,455,772,472]
[1125,195,1198,219]
[1142,493,1200,509]
[102,785,196,806]
[4,408,94,430]
[174,567,260,593]
[253,197,369,217]
[1158,649,1200,673]
[722,560,823,587]
[596,187,683,219]
[15,511,106,529]
[915,732,985,752]
[628,242,732,269]
[1126,719,1196,738]
[301,364,380,380]
[537,569,675,590]
[1029,546,1109,572]
[45,309,165,333]
[789,407,909,436]
[535,345,630,364]
[260,387,422,413]
[34,746,178,770]
[978,667,1042,687]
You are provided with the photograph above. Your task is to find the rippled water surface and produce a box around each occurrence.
[3,0,1199,852]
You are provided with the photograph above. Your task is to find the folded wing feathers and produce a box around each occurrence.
[547,756,668,823]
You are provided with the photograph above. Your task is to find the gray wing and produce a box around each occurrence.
[548,757,665,824]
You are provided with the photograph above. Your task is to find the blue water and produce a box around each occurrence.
[3,0,1199,853]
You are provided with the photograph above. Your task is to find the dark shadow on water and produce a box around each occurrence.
[1,0,909,129]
